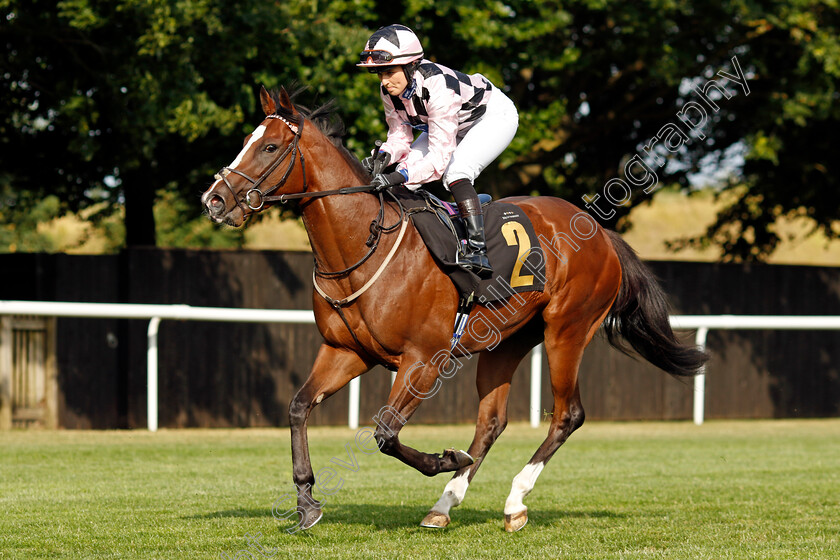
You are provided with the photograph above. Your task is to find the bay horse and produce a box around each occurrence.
[201,86,707,532]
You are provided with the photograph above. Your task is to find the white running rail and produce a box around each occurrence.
[0,300,315,431]
[2,301,838,430]
[668,315,840,425]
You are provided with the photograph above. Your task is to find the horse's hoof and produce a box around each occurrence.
[442,448,474,470]
[504,508,528,532]
[300,509,323,530]
[420,510,450,528]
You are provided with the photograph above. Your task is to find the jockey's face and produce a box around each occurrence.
[378,67,408,96]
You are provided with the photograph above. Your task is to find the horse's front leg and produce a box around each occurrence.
[289,343,372,529]
[373,352,474,476]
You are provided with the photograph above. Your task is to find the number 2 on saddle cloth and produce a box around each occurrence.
[389,187,547,349]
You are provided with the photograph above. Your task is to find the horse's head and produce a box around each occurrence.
[202,86,304,227]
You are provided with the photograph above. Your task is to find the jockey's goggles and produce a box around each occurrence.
[358,50,423,66]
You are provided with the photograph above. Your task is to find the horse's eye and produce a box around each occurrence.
[265,144,278,153]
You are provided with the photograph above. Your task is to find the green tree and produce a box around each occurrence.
[0,192,62,252]
[2,1,838,260]
[399,0,839,260]
[0,0,379,249]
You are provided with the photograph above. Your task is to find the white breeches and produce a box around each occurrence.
[408,86,519,189]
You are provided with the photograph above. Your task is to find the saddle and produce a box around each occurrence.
[420,190,493,259]
[389,186,546,304]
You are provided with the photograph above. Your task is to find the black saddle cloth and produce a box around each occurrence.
[389,187,546,303]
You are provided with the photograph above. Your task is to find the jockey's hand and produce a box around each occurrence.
[362,150,391,176]
[371,170,406,192]
[371,151,391,176]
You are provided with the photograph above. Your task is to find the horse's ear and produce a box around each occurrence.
[276,87,296,114]
[259,86,276,116]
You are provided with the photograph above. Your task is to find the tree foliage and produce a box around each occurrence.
[1,0,379,248]
[1,0,838,260]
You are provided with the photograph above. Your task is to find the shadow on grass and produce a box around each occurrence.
[187,503,625,531]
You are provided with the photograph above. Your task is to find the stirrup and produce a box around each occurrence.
[450,292,474,349]
[458,252,493,278]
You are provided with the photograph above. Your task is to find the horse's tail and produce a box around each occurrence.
[603,230,709,377]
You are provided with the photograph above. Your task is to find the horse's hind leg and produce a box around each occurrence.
[502,331,588,532]
[421,333,537,529]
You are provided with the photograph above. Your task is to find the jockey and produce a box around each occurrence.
[357,24,519,278]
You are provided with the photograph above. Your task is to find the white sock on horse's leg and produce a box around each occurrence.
[430,471,471,515]
[504,461,544,515]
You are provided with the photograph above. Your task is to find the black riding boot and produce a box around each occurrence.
[450,179,493,279]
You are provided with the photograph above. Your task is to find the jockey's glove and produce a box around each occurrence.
[362,150,391,176]
[371,170,407,192]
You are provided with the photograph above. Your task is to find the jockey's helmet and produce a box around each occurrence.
[357,24,424,72]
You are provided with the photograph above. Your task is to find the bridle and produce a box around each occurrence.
[214,113,389,208]
[213,111,407,276]
[211,109,414,354]
[214,113,307,214]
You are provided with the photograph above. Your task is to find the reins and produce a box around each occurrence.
[219,109,411,352]
[312,212,409,307]
[309,193,408,355]
[216,111,406,278]
[314,188,406,279]
[270,183,379,203]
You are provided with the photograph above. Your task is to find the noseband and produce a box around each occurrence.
[211,110,407,277]
[211,110,410,354]
[214,113,306,213]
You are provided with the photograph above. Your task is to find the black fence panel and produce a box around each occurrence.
[1,251,838,427]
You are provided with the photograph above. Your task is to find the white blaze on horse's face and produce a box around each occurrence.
[201,124,267,207]
[229,124,267,170]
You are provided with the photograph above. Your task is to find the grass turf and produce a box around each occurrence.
[1,420,838,559]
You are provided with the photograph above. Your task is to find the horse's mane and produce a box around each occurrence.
[268,87,371,179]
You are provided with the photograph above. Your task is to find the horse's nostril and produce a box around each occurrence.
[206,194,225,216]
